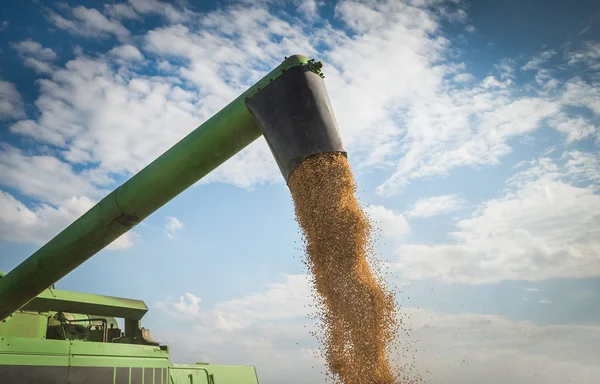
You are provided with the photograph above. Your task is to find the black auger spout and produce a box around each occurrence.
[246,58,346,182]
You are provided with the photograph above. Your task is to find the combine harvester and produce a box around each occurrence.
[0,55,345,384]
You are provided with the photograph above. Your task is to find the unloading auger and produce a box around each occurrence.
[0,55,345,384]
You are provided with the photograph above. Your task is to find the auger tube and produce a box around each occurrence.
[0,54,345,321]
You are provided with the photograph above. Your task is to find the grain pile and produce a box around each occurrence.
[288,152,399,384]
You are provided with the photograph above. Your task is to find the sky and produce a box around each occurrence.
[0,0,599,383]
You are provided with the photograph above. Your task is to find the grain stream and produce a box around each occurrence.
[289,152,401,384]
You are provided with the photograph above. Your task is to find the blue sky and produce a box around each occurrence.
[1,0,599,383]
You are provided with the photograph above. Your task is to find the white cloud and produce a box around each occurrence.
[199,140,281,189]
[164,216,183,239]
[0,190,134,250]
[568,41,600,70]
[521,50,557,71]
[155,274,600,384]
[104,3,140,20]
[0,20,8,31]
[0,126,135,252]
[534,68,552,85]
[11,39,58,61]
[525,288,540,292]
[128,0,194,23]
[9,55,203,176]
[376,91,562,195]
[0,144,132,249]
[393,156,600,283]
[364,204,410,239]
[109,44,144,61]
[465,24,475,33]
[549,113,596,144]
[334,1,388,33]
[164,292,202,316]
[11,39,58,74]
[143,9,318,96]
[0,80,24,120]
[156,60,178,72]
[405,194,465,218]
[156,274,313,328]
[453,73,475,82]
[561,78,600,116]
[542,78,560,91]
[436,5,468,23]
[0,145,107,205]
[295,0,321,19]
[203,274,313,326]
[356,37,595,197]
[481,75,508,88]
[324,0,458,172]
[563,151,600,183]
[22,58,54,74]
[48,5,130,41]
[494,58,515,80]
[0,191,91,244]
[538,299,552,304]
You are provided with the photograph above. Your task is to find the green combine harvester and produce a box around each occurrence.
[0,55,345,383]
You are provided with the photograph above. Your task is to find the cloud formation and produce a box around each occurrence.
[394,155,600,283]
[0,191,134,249]
[405,195,465,218]
[12,39,57,59]
[109,44,144,61]
[568,41,600,70]
[48,5,131,41]
[365,204,410,239]
[521,50,557,71]
[0,80,24,120]
[164,216,183,240]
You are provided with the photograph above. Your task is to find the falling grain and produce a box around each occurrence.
[288,152,401,384]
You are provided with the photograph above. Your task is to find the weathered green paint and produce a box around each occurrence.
[169,364,259,384]
[0,337,168,370]
[0,337,71,366]
[69,340,170,365]
[0,311,48,339]
[24,288,148,321]
[0,55,311,321]
[1,337,259,383]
